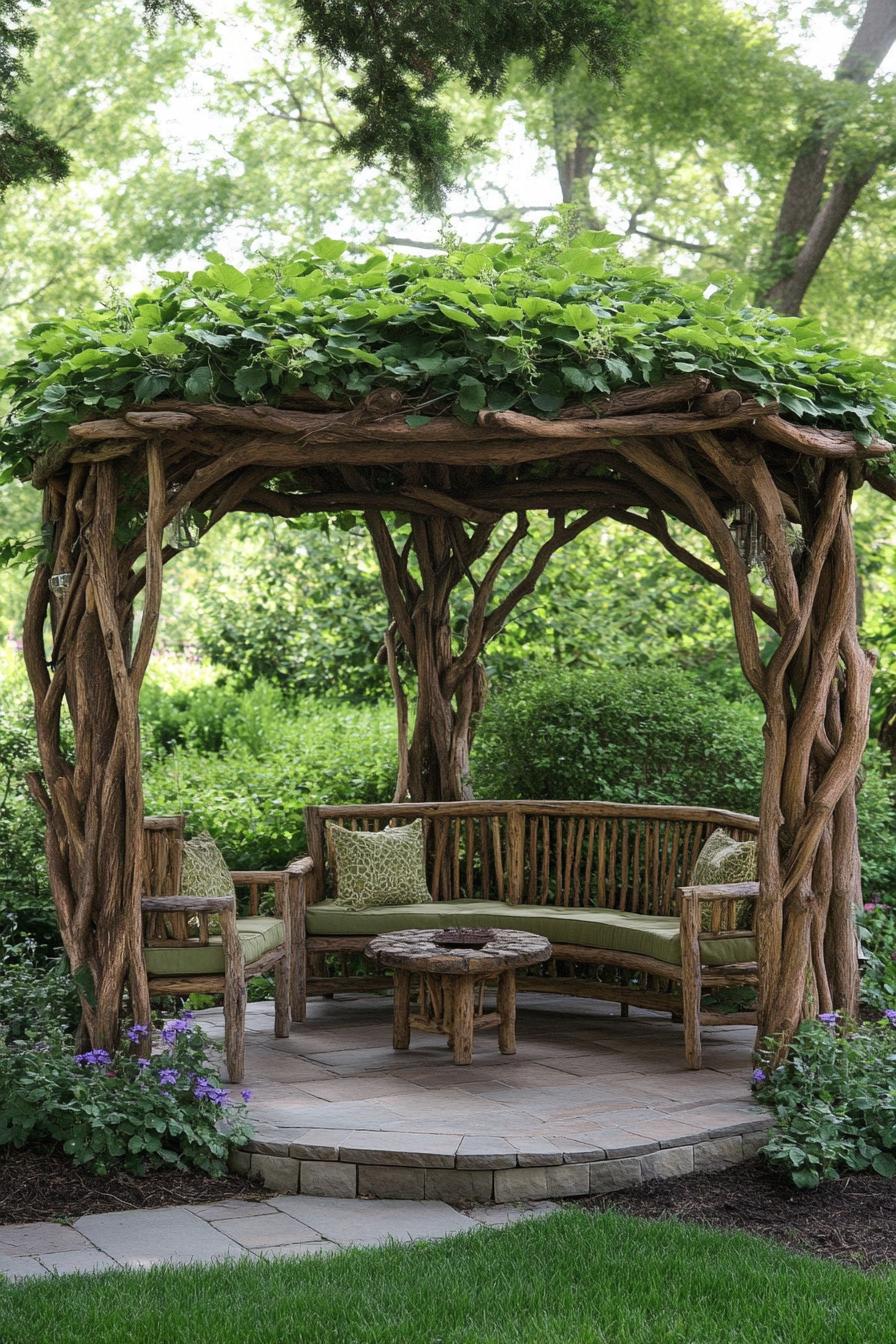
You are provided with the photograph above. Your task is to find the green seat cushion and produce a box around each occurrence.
[306,901,755,968]
[145,916,285,977]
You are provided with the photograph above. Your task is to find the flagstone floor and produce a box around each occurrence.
[199,993,769,1184]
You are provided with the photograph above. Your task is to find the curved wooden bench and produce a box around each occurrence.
[288,801,760,1068]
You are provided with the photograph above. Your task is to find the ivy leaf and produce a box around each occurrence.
[184,366,213,400]
[457,375,486,412]
[233,366,267,396]
[436,303,478,328]
[147,333,187,358]
[133,373,171,402]
[312,238,348,261]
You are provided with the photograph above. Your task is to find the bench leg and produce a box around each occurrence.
[679,895,702,1070]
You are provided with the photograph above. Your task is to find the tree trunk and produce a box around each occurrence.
[759,0,896,312]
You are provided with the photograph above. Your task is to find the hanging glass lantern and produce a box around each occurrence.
[729,503,763,571]
[49,571,71,597]
[164,506,199,552]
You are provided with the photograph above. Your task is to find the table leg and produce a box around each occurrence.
[393,971,411,1050]
[497,970,516,1055]
[451,976,475,1065]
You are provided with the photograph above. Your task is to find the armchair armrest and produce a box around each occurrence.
[678,882,759,904]
[287,856,314,878]
[142,895,236,913]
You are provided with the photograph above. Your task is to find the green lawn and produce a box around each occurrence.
[0,1209,892,1344]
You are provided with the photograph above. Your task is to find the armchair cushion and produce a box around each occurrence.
[144,915,285,977]
[181,832,236,900]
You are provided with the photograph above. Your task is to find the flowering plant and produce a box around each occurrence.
[753,1012,896,1188]
[0,1015,253,1176]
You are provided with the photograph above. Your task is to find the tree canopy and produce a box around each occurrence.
[3,227,894,481]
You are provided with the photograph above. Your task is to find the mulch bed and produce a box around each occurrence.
[578,1158,896,1272]
[0,1144,265,1225]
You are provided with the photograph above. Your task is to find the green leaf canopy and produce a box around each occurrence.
[2,227,895,479]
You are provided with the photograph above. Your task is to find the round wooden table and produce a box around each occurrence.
[365,928,551,1065]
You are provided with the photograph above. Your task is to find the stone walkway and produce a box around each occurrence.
[198,992,770,1199]
[0,1194,556,1281]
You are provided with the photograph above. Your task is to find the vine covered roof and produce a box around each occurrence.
[2,227,895,482]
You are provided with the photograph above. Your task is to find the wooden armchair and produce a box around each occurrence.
[141,815,292,1082]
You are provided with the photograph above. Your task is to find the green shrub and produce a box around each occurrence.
[857,902,896,1013]
[472,663,896,899]
[0,652,57,953]
[857,747,896,902]
[0,938,79,1045]
[755,1013,896,1188]
[141,676,295,756]
[143,693,398,867]
[472,663,766,811]
[0,1015,252,1176]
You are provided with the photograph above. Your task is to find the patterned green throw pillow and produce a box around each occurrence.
[180,832,236,899]
[691,829,757,930]
[327,819,432,911]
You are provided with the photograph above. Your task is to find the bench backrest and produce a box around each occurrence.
[304,801,759,918]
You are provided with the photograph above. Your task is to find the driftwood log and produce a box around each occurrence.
[20,379,891,1051]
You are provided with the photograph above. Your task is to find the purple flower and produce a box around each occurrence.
[161,1018,191,1045]
[818,1012,839,1026]
[864,902,878,913]
[241,1089,253,1103]
[126,1023,149,1044]
[159,1068,179,1087]
[193,1076,228,1106]
[75,1048,111,1066]
[182,1010,195,1021]
[752,1068,766,1084]
[884,1009,896,1026]
[136,1057,151,1070]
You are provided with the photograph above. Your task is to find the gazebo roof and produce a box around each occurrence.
[2,230,894,494]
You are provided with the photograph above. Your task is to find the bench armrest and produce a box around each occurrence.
[229,869,290,884]
[287,856,314,878]
[678,882,759,904]
[142,895,236,914]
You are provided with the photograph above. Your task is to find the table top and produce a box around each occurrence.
[365,927,551,976]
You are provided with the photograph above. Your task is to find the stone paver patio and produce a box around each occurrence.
[0,993,772,1280]
[200,992,771,1200]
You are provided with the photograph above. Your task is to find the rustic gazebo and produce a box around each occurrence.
[5,234,893,1058]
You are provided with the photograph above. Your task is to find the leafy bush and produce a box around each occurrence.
[0,651,58,953]
[858,903,896,1014]
[755,1014,896,1188]
[472,663,896,897]
[143,690,397,867]
[857,748,896,903]
[0,937,79,1045]
[472,663,766,812]
[0,1015,252,1176]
